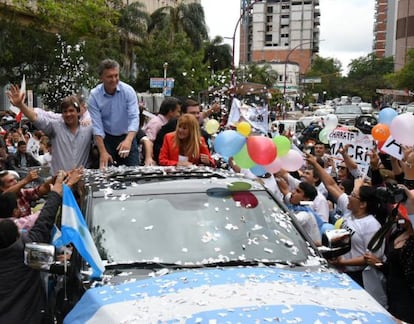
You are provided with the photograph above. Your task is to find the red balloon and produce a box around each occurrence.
[232,191,259,208]
[246,136,277,165]
[371,124,390,142]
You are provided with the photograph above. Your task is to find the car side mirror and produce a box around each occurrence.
[318,229,351,259]
[24,243,55,271]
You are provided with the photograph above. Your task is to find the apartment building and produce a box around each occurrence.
[239,0,320,94]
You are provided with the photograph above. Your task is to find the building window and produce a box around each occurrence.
[267,6,273,14]
[265,34,273,42]
[266,25,273,32]
[281,14,290,19]
[267,16,273,23]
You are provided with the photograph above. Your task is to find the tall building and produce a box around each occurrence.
[239,0,320,74]
[239,0,320,94]
[395,0,414,71]
[373,0,397,59]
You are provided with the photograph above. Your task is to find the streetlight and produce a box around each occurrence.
[231,0,261,90]
[282,40,314,99]
[163,62,168,96]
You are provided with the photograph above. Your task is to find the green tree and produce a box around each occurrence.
[149,1,208,51]
[203,36,232,73]
[118,2,150,82]
[41,35,98,110]
[237,63,278,89]
[303,55,342,100]
[385,49,414,90]
[346,53,394,101]
[134,30,209,98]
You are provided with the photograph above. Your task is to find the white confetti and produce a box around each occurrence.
[225,223,239,230]
[144,225,154,230]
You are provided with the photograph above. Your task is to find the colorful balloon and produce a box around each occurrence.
[272,135,291,157]
[390,113,414,146]
[264,158,283,173]
[378,107,398,125]
[236,121,252,137]
[233,144,255,169]
[213,130,246,158]
[250,164,267,176]
[246,136,277,165]
[318,127,331,144]
[278,149,304,172]
[205,119,220,134]
[371,123,390,141]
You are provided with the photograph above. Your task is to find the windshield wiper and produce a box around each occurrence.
[104,261,204,270]
[104,259,304,271]
[200,259,303,268]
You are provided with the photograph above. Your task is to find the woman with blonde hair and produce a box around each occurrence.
[159,114,215,167]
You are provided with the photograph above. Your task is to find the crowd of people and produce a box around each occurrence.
[0,58,413,323]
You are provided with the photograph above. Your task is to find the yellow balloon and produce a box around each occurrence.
[237,121,251,137]
[205,119,220,134]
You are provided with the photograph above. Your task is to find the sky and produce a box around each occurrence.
[201,0,375,74]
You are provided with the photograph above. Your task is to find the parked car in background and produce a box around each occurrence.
[335,104,362,125]
[358,102,374,114]
[405,103,414,113]
[24,167,394,323]
[270,119,305,136]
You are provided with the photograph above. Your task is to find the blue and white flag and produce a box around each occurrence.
[60,184,105,278]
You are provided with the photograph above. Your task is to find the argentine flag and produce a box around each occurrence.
[58,184,105,278]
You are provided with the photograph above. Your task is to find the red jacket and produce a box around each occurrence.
[159,132,215,167]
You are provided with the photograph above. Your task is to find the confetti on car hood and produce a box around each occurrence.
[64,266,394,323]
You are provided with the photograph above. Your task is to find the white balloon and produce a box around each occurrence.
[390,113,414,146]
[278,150,304,172]
[324,114,338,128]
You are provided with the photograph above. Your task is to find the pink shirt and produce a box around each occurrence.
[143,115,169,142]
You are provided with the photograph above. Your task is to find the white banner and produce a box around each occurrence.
[328,129,375,175]
[380,136,403,160]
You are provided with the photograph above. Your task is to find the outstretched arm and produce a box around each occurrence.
[6,84,38,122]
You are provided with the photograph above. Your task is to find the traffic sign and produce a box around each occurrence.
[150,77,175,88]
[301,77,321,84]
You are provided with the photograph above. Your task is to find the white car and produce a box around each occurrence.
[358,102,374,114]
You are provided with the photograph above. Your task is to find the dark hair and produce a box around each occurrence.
[181,98,199,114]
[298,182,318,201]
[0,219,19,248]
[17,140,26,147]
[98,59,119,76]
[359,185,380,215]
[0,192,18,218]
[158,97,181,116]
[60,95,80,113]
[340,178,354,195]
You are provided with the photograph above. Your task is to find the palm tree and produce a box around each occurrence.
[149,2,208,51]
[203,36,232,73]
[118,2,150,81]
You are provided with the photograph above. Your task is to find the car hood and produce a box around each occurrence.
[64,267,393,323]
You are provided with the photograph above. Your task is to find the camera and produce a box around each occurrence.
[375,182,407,204]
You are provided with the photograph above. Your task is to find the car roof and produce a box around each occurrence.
[83,166,265,198]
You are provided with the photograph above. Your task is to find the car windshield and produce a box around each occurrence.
[336,105,361,114]
[90,189,310,266]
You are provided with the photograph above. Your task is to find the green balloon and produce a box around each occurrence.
[319,128,330,144]
[272,135,290,157]
[233,144,255,169]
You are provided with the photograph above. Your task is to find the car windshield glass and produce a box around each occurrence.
[336,106,361,114]
[90,190,309,265]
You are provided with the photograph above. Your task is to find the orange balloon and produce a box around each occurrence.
[371,124,390,141]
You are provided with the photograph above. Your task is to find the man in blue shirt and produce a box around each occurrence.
[88,59,139,168]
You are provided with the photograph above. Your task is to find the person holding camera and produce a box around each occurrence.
[364,199,414,323]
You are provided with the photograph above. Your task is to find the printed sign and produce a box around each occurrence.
[328,128,375,175]
[380,136,403,160]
